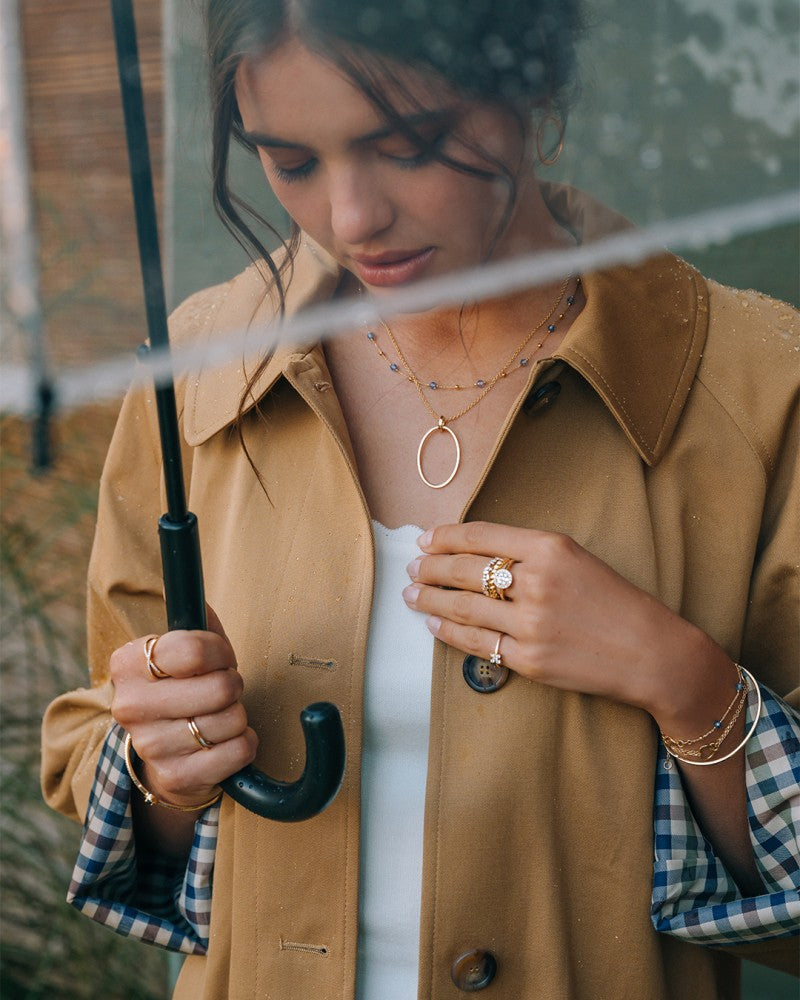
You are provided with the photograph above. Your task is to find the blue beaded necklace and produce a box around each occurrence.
[365,277,579,489]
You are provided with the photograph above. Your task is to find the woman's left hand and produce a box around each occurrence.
[403,520,716,719]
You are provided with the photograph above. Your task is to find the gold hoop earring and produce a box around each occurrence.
[536,114,564,166]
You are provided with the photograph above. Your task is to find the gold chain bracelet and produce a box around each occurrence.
[661,665,762,768]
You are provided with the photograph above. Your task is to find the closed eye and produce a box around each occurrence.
[270,158,317,183]
[376,124,449,167]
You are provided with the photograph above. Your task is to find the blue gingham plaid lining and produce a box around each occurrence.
[70,688,798,954]
[652,684,800,944]
[68,723,218,954]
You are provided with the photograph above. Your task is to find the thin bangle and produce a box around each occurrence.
[663,666,762,769]
[123,732,223,811]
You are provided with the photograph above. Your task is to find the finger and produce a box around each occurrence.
[154,628,238,677]
[119,629,236,683]
[418,521,540,558]
[407,552,489,593]
[426,615,522,670]
[182,702,250,754]
[135,701,250,759]
[402,582,516,633]
[137,726,259,804]
[113,667,245,729]
[408,551,521,601]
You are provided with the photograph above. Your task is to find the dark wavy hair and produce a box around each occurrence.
[207,0,583,291]
[205,0,584,455]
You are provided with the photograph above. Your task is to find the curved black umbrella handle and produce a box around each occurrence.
[159,516,346,821]
[220,704,346,821]
[113,0,345,822]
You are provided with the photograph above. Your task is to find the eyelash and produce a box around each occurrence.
[271,160,317,184]
[268,132,447,185]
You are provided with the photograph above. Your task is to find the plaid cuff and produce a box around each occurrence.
[67,723,219,954]
[652,682,800,945]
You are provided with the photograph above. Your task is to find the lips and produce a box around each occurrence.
[350,247,435,288]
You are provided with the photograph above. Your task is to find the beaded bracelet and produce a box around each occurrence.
[123,732,223,812]
[662,665,762,769]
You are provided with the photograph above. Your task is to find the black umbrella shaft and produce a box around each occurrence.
[111,0,186,521]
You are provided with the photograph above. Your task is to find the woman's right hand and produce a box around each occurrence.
[110,606,259,813]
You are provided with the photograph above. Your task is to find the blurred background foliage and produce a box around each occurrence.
[0,0,797,996]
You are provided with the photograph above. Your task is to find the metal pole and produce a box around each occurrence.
[0,0,53,468]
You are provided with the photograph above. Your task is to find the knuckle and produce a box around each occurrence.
[245,727,259,754]
[238,729,260,764]
[108,647,125,680]
[452,591,476,622]
[452,554,475,588]
[180,633,208,670]
[155,761,184,796]
[542,530,574,561]
[465,521,489,548]
[465,625,484,651]
[109,638,140,680]
[130,729,157,759]
[209,668,241,708]
[229,702,249,734]
[111,688,140,727]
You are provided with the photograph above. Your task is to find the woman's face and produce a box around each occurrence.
[235,38,541,291]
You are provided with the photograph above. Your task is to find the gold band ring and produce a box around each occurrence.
[187,717,215,751]
[144,634,170,680]
[481,557,514,600]
[490,633,504,667]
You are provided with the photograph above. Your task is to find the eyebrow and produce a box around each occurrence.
[240,109,453,151]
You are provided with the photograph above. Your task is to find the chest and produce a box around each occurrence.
[323,345,546,529]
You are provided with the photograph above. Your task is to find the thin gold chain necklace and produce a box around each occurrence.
[367,277,579,489]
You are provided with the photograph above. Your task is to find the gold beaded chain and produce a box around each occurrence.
[661,664,749,762]
[368,276,577,393]
[366,277,579,488]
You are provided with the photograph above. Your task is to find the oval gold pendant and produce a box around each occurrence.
[417,420,461,489]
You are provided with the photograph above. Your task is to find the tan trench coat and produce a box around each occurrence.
[42,187,799,998]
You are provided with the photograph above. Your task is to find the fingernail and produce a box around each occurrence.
[403,584,420,605]
[406,557,421,578]
[417,529,433,549]
[426,616,442,635]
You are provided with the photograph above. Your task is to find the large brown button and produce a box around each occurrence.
[462,654,509,693]
[524,379,561,414]
[450,948,498,991]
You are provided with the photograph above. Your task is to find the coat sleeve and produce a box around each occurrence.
[41,375,170,822]
[650,288,800,976]
[40,280,220,821]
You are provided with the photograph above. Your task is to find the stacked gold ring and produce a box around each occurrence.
[187,717,215,750]
[481,557,514,600]
[144,634,171,679]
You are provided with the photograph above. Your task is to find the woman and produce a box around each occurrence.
[42,1,798,997]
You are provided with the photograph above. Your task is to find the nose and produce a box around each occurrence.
[328,164,394,247]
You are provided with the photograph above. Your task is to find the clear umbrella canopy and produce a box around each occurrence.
[166,0,799,308]
[1,0,798,415]
[0,4,797,997]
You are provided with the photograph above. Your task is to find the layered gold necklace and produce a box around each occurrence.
[366,277,579,488]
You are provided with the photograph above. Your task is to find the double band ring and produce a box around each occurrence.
[481,557,514,600]
[491,633,504,667]
[144,634,170,680]
[187,717,215,751]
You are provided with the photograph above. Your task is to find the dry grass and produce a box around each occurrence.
[0,405,170,1000]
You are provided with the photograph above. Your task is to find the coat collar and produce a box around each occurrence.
[183,187,709,465]
[544,184,709,465]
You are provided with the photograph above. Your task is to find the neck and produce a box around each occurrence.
[365,179,579,370]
